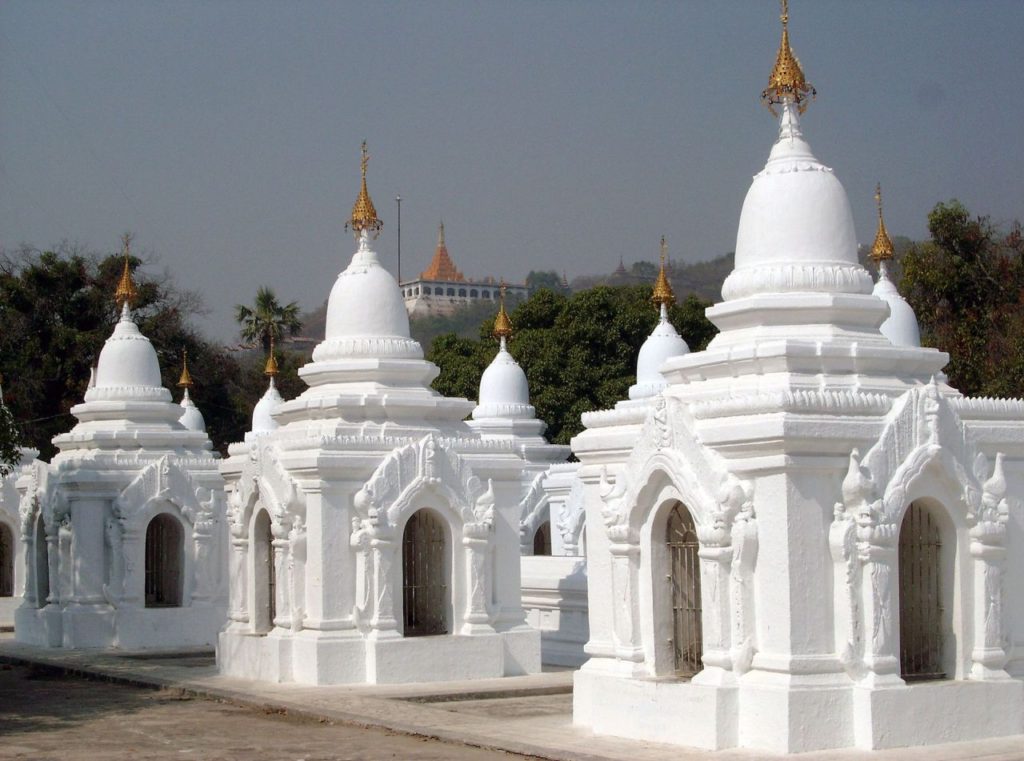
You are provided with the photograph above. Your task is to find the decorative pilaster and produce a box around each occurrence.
[368,536,400,637]
[271,521,292,629]
[461,522,494,634]
[969,453,1011,680]
[608,525,643,665]
[855,509,901,686]
[696,511,734,683]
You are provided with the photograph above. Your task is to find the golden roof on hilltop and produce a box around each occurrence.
[420,221,466,282]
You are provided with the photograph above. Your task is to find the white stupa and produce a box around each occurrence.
[219,144,540,685]
[245,345,285,442]
[16,243,227,650]
[573,5,1024,753]
[176,351,209,435]
[869,184,921,347]
[629,238,690,400]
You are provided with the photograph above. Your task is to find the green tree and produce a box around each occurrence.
[0,381,21,476]
[427,285,716,445]
[234,286,303,352]
[900,200,1024,398]
[525,270,567,294]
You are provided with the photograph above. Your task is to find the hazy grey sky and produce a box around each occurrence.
[2,1,1023,341]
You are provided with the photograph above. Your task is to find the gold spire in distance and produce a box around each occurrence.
[347,141,383,239]
[438,220,445,247]
[264,336,279,377]
[493,283,513,340]
[870,183,895,264]
[177,350,194,389]
[114,233,138,308]
[651,235,675,308]
[762,0,815,116]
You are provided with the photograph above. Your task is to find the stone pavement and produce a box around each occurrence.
[1,636,1022,761]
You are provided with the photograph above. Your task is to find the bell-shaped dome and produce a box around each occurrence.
[723,103,872,302]
[179,389,207,432]
[312,232,422,362]
[873,266,921,347]
[630,307,690,400]
[248,378,284,440]
[473,338,534,420]
[86,304,169,402]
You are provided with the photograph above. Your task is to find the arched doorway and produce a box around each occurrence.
[898,501,946,680]
[34,516,49,606]
[145,513,183,608]
[532,521,552,556]
[666,502,702,678]
[253,510,275,633]
[0,523,13,597]
[402,509,448,637]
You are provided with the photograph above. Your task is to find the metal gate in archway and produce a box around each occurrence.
[402,510,448,637]
[898,502,945,681]
[667,502,702,678]
[145,513,183,608]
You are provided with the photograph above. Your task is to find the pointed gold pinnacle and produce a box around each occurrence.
[870,183,895,264]
[493,283,513,340]
[762,0,816,116]
[347,140,383,239]
[651,235,675,308]
[114,233,138,308]
[177,350,194,388]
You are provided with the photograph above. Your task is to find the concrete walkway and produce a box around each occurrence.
[1,636,1022,761]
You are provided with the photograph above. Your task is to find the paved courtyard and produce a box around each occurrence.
[1,638,1023,761]
[0,664,516,761]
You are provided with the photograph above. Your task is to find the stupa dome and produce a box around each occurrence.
[249,378,284,439]
[179,390,207,432]
[723,104,872,302]
[630,313,689,400]
[873,269,921,347]
[477,345,531,412]
[324,234,412,342]
[86,304,168,402]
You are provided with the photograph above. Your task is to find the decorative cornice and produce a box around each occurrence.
[721,262,874,301]
[949,395,1024,420]
[691,390,892,420]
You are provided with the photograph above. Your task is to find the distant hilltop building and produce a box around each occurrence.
[400,222,527,317]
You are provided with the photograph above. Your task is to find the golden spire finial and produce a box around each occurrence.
[870,183,895,264]
[762,0,816,116]
[651,235,675,308]
[264,335,279,377]
[493,283,513,340]
[346,140,383,239]
[114,233,138,308]
[177,350,194,389]
[438,220,446,247]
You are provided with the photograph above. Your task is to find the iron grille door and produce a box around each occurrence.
[533,521,552,556]
[0,524,12,597]
[667,502,703,678]
[402,510,448,637]
[145,514,183,608]
[35,517,49,606]
[898,502,945,681]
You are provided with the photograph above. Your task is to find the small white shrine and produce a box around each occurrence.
[572,6,1024,753]
[218,145,541,685]
[15,252,228,650]
[0,448,38,627]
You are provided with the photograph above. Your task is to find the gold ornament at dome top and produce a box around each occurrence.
[347,141,383,238]
[870,183,895,263]
[114,235,138,308]
[177,350,194,388]
[493,284,513,339]
[762,0,815,115]
[264,349,279,378]
[651,236,675,307]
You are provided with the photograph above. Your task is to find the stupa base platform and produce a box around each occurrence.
[217,625,541,685]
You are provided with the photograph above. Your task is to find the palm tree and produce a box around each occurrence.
[234,287,303,353]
